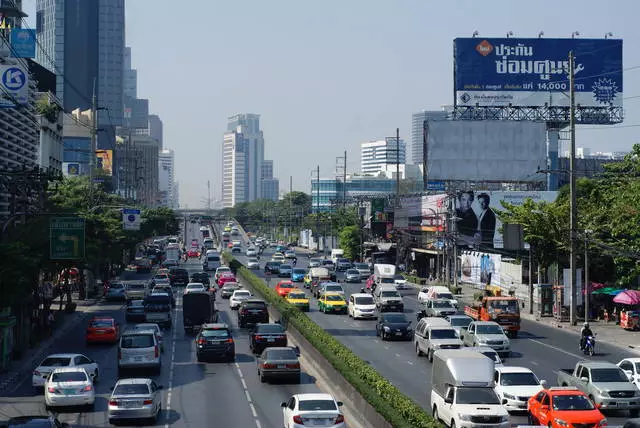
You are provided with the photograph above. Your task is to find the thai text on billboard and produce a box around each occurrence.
[454,38,623,107]
[454,191,558,249]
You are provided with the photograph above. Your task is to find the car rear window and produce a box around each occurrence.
[201,329,230,338]
[113,384,150,395]
[121,334,154,348]
[298,399,337,411]
[245,302,266,308]
[40,357,71,367]
[90,320,113,328]
[51,371,87,382]
[256,324,285,334]
[128,283,145,290]
[7,418,55,427]
[110,283,124,289]
[354,296,374,305]
[264,348,296,360]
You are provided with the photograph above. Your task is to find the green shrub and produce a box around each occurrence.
[222,251,441,428]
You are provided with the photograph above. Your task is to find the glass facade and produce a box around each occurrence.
[62,137,90,163]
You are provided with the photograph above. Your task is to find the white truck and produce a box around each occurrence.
[431,349,509,428]
[330,249,344,264]
[373,263,396,287]
[164,245,181,267]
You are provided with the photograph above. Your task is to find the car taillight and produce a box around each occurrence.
[241,309,248,315]
[226,338,234,343]
[109,400,118,406]
[286,363,300,369]
[47,387,57,393]
[83,385,93,391]
[143,399,153,405]
[335,414,345,424]
[197,338,206,345]
[155,345,159,358]
[292,415,303,424]
[254,335,263,340]
[262,363,276,369]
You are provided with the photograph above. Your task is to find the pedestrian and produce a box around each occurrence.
[46,310,55,336]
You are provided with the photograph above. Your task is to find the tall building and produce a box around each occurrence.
[260,160,279,201]
[62,108,93,176]
[123,46,137,98]
[35,0,125,149]
[360,137,406,175]
[411,110,450,164]
[227,113,264,201]
[131,136,159,207]
[158,149,176,208]
[148,114,163,149]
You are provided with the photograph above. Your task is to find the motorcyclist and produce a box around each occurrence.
[580,322,593,350]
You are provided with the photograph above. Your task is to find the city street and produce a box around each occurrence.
[232,241,636,426]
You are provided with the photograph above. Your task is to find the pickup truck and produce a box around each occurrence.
[464,296,520,337]
[557,361,640,415]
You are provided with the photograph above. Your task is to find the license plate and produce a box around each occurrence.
[124,401,140,408]
[64,389,76,395]
[95,331,105,335]
[277,365,286,369]
[617,401,629,406]
[395,332,402,336]
[134,356,143,361]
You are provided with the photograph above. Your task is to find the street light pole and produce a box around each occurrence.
[568,51,579,325]
[584,230,592,321]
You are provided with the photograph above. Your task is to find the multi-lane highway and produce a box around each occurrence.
[231,240,636,426]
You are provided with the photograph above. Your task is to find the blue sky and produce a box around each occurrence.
[24,1,640,208]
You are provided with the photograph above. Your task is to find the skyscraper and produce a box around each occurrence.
[148,114,163,149]
[123,46,137,99]
[227,114,264,201]
[260,160,279,201]
[360,137,406,174]
[410,110,450,165]
[158,149,176,208]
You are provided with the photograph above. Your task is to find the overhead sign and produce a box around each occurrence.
[0,64,28,107]
[50,217,85,260]
[454,38,623,107]
[123,208,141,231]
[10,28,36,58]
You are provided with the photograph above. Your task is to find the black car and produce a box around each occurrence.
[195,323,235,362]
[249,323,287,354]
[191,272,211,288]
[264,262,281,275]
[5,416,70,427]
[152,285,176,307]
[125,299,146,322]
[238,299,269,328]
[169,268,189,286]
[375,312,413,341]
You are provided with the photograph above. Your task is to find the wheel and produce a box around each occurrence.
[432,405,439,422]
[415,343,423,357]
[259,371,266,383]
[381,331,386,341]
[197,355,203,362]
[227,353,235,363]
[86,402,95,411]
[588,346,595,356]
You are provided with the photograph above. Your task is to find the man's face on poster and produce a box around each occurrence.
[459,193,472,211]
[479,196,489,210]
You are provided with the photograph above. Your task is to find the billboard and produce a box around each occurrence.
[96,150,113,176]
[0,64,29,107]
[454,37,623,107]
[454,190,558,249]
[10,28,36,58]
[394,194,448,232]
[424,120,547,182]
[460,251,502,288]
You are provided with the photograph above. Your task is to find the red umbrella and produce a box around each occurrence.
[613,290,640,305]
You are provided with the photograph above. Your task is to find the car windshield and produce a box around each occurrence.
[355,263,369,269]
[430,329,458,339]
[201,329,230,338]
[325,295,344,302]
[217,268,230,273]
[500,372,539,386]
[299,399,337,411]
[134,324,159,332]
[208,256,220,261]
[109,283,124,289]
[488,299,519,314]
[128,284,144,290]
[187,284,204,289]
[257,324,285,334]
[326,285,342,292]
[590,368,629,382]
[288,293,306,300]
[41,357,71,367]
[476,324,504,335]
[280,283,294,288]
[439,292,454,300]
[114,384,150,395]
[51,371,87,382]
[89,320,113,328]
[235,292,251,298]
[432,301,454,308]
[393,274,405,280]
[154,275,168,280]
[121,334,154,348]
[280,265,292,269]
[249,258,259,263]
[347,270,359,275]
[552,394,595,411]
[450,317,472,328]
[355,296,374,305]
[381,291,399,298]
[293,269,306,274]
[380,278,395,284]
[455,387,501,405]
[384,314,408,323]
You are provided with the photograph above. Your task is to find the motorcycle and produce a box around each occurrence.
[583,335,596,356]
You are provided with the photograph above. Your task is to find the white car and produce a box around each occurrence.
[393,274,409,290]
[229,289,252,309]
[247,258,260,269]
[417,286,431,303]
[281,393,346,428]
[348,293,376,319]
[215,267,231,281]
[467,346,504,367]
[494,366,546,412]
[152,273,170,286]
[617,358,640,388]
[130,323,164,352]
[44,367,95,409]
[184,283,206,294]
[32,353,99,388]
[246,247,257,257]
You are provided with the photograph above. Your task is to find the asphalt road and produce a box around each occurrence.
[232,243,635,426]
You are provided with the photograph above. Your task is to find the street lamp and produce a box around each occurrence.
[584,229,593,321]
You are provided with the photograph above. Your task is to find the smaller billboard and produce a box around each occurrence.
[96,150,113,176]
[10,28,36,58]
[460,251,502,288]
[0,64,28,107]
[395,194,448,232]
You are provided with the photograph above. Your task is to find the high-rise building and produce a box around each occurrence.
[360,137,406,175]
[411,110,450,164]
[158,149,176,208]
[36,0,125,149]
[227,113,264,201]
[131,136,159,207]
[261,160,273,180]
[148,114,163,149]
[123,46,137,98]
[260,160,279,201]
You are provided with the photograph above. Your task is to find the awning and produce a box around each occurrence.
[411,247,441,255]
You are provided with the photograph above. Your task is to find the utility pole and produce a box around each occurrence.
[289,175,293,240]
[528,244,534,315]
[316,165,320,253]
[343,150,347,208]
[395,128,400,268]
[584,230,591,321]
[569,51,578,325]
[89,78,97,204]
[207,180,211,210]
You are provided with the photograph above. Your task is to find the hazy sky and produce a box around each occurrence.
[23,1,640,208]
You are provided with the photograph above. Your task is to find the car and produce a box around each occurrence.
[108,378,163,425]
[467,346,505,366]
[86,316,119,344]
[231,244,242,253]
[135,258,152,273]
[393,274,409,290]
[32,353,99,388]
[445,314,473,337]
[118,329,161,374]
[284,250,296,259]
[347,293,376,319]
[318,293,347,314]
[152,285,176,306]
[105,281,126,301]
[247,257,260,269]
[345,269,361,283]
[230,289,252,309]
[417,286,431,303]
[190,272,211,287]
[278,263,293,278]
[126,299,146,322]
[275,280,296,297]
[214,266,232,281]
[376,312,413,341]
[217,272,238,287]
[184,282,207,294]
[285,290,310,311]
[4,416,70,428]
[618,358,640,389]
[130,323,165,353]
[187,248,200,258]
[221,282,242,299]
[527,386,607,427]
[336,258,351,271]
[419,299,457,319]
[124,282,148,301]
[169,268,189,286]
[291,268,306,282]
[308,258,322,268]
[317,282,345,299]
[246,247,257,257]
[238,299,269,327]
[461,321,511,357]
[353,262,371,279]
[281,393,345,427]
[264,261,281,274]
[195,323,235,362]
[151,273,170,287]
[250,322,288,354]
[44,367,95,410]
[257,346,300,383]
[494,366,547,412]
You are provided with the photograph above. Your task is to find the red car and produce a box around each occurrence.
[86,317,119,344]
[275,280,295,297]
[187,248,200,258]
[217,273,237,287]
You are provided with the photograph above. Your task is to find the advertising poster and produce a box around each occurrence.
[10,28,36,58]
[395,194,448,232]
[454,190,558,249]
[460,251,502,288]
[96,150,113,176]
[454,38,623,108]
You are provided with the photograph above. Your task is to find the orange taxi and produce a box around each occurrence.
[527,386,607,427]
[85,316,119,344]
[275,280,295,297]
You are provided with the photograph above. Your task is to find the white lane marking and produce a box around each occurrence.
[249,402,258,417]
[531,361,539,366]
[395,353,401,358]
[528,338,585,359]
[407,361,413,365]
[163,297,180,428]
[234,361,261,428]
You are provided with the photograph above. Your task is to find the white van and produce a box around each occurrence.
[427,286,458,308]
[203,251,221,271]
[118,330,161,375]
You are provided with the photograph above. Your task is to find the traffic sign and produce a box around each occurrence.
[122,208,141,231]
[49,217,85,260]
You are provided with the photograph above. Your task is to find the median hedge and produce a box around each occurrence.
[223,252,441,428]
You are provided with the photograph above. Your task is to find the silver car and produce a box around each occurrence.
[108,378,163,424]
[125,282,148,301]
[345,269,361,283]
[422,299,457,318]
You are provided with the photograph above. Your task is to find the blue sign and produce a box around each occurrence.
[10,29,36,58]
[427,181,446,191]
[454,38,623,108]
[122,209,141,231]
[66,163,80,176]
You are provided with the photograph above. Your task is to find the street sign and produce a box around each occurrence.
[123,208,141,231]
[49,217,85,260]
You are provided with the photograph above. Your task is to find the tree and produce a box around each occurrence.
[338,225,361,261]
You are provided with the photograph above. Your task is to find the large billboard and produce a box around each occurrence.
[424,120,547,182]
[454,38,623,107]
[394,194,448,232]
[96,150,113,176]
[460,251,502,288]
[454,190,558,249]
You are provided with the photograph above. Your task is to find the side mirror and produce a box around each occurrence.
[337,401,343,407]
[624,370,633,379]
[540,405,549,411]
[540,380,548,388]
[444,395,453,404]
[280,402,287,408]
[580,377,589,382]
[294,346,301,357]
[502,399,508,405]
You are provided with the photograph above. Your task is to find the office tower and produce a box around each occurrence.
[148,114,163,149]
[411,110,450,164]
[260,160,279,201]
[360,137,406,175]
[227,113,264,201]
[158,149,176,208]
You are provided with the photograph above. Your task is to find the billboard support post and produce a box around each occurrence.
[569,51,578,326]
[395,128,400,268]
[529,245,534,315]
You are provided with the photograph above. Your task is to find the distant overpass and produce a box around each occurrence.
[175,209,224,219]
